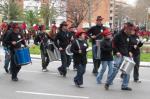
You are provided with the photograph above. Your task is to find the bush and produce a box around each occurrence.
[29,46,150,62]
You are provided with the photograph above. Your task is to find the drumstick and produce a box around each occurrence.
[16,39,23,44]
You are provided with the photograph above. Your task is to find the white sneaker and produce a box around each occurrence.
[42,69,48,72]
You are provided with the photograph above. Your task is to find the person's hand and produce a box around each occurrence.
[116,52,121,57]
[129,52,133,58]
[79,50,82,53]
[59,47,63,51]
[134,45,137,49]
[12,41,17,45]
[91,35,96,39]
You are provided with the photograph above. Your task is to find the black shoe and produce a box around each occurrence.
[121,87,132,91]
[58,68,63,75]
[75,82,80,87]
[63,72,66,77]
[134,80,141,83]
[12,78,18,81]
[4,67,9,73]
[105,84,109,90]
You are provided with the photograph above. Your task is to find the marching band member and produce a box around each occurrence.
[87,16,105,75]
[34,25,51,72]
[129,27,144,83]
[105,22,134,91]
[54,21,71,77]
[68,25,77,70]
[4,23,27,81]
[1,23,12,73]
[96,29,113,84]
[71,28,88,87]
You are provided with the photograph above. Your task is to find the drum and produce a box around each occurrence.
[65,44,73,56]
[120,57,135,75]
[46,43,60,62]
[93,40,101,59]
[15,47,31,65]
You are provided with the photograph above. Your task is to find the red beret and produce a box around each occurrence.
[1,22,8,29]
[102,29,112,37]
[75,28,86,37]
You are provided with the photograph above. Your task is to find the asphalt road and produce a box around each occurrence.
[0,58,150,99]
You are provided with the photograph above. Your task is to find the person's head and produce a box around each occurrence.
[76,28,87,40]
[39,25,45,32]
[1,22,8,31]
[59,21,68,32]
[96,16,103,26]
[102,28,112,39]
[123,22,134,35]
[69,25,76,32]
[12,23,19,33]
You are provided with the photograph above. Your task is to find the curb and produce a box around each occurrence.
[31,55,150,67]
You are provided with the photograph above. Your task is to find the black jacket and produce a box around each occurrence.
[129,35,143,56]
[87,25,104,45]
[54,30,71,50]
[34,31,51,50]
[71,39,88,65]
[100,38,113,61]
[113,30,130,56]
[2,30,12,47]
[4,31,26,52]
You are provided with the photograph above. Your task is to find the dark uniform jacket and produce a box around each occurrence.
[100,38,113,61]
[71,39,88,65]
[129,35,143,56]
[2,30,12,47]
[34,31,51,50]
[4,31,26,52]
[113,30,130,57]
[54,30,71,50]
[87,25,104,45]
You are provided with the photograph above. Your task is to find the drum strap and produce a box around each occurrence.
[76,40,80,50]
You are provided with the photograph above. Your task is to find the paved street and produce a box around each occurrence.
[0,57,150,99]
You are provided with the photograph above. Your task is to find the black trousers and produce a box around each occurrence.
[10,52,21,79]
[41,49,50,69]
[133,55,140,81]
[58,51,71,75]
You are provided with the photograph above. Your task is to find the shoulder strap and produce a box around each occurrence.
[76,39,80,50]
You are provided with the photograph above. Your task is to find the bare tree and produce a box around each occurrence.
[63,0,103,27]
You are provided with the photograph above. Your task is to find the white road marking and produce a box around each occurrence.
[16,91,89,99]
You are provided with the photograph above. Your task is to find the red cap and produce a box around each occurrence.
[1,22,7,29]
[75,28,86,38]
[102,29,112,37]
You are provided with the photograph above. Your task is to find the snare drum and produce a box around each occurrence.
[120,57,135,75]
[15,47,31,65]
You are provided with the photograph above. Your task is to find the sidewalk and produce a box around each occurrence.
[30,54,150,67]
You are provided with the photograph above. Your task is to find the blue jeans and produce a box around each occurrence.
[97,61,113,83]
[3,47,11,70]
[106,56,130,88]
[74,64,86,85]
